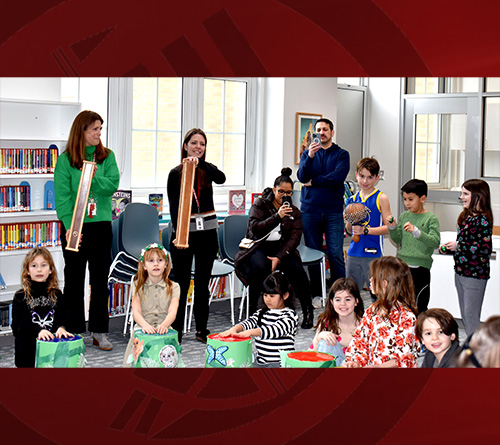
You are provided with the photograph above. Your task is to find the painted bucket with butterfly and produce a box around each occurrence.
[127,328,183,368]
[205,334,252,368]
[280,350,337,368]
[35,335,86,368]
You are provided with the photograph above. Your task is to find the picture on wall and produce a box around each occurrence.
[295,112,322,164]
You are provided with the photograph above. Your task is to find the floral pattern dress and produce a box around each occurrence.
[344,304,420,368]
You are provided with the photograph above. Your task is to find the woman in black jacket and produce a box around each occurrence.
[235,168,314,328]
[167,128,226,343]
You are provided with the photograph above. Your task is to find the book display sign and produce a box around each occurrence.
[228,189,246,214]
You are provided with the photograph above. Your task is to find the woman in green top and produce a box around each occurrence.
[54,110,120,350]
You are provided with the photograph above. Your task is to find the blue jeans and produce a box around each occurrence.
[302,211,345,296]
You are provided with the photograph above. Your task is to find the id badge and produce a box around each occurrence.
[195,216,204,231]
[87,199,97,218]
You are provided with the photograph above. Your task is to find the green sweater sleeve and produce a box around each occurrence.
[417,213,440,249]
[90,150,120,196]
[54,152,76,230]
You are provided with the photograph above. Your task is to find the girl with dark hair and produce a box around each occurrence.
[309,277,364,366]
[442,179,493,336]
[167,128,226,343]
[220,271,298,367]
[344,256,420,368]
[54,110,120,350]
[11,247,73,367]
[235,167,314,328]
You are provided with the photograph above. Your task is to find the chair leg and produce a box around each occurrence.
[123,282,133,335]
[321,257,327,307]
[229,272,235,326]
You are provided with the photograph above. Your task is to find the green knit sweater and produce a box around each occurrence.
[54,146,120,230]
[388,210,440,269]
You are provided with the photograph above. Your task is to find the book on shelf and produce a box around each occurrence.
[0,184,31,212]
[0,220,61,251]
[0,147,59,174]
[251,192,262,205]
[228,189,246,215]
[0,273,6,289]
[0,301,13,328]
[108,281,130,316]
[112,190,132,220]
[148,193,163,218]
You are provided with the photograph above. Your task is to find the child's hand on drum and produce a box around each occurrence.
[343,360,360,368]
[219,327,238,337]
[317,331,338,346]
[156,322,171,334]
[55,327,74,338]
[142,323,156,334]
[38,329,54,341]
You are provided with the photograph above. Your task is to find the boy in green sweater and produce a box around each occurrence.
[387,179,440,313]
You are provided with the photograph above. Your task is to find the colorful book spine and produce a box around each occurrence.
[0,220,61,251]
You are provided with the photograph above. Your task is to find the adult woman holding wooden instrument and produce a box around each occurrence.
[167,128,226,343]
[54,110,120,350]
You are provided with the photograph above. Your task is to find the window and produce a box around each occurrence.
[414,113,466,189]
[483,97,500,177]
[203,79,247,185]
[406,78,479,94]
[131,78,182,188]
[130,78,250,190]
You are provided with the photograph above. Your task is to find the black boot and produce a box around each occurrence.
[301,307,314,329]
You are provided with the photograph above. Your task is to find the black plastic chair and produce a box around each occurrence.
[113,203,161,334]
[221,214,249,319]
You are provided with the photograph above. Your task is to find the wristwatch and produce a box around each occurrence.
[363,226,369,236]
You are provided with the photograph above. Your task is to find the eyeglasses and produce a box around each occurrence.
[276,189,293,196]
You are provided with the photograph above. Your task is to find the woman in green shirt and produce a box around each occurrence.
[54,110,120,350]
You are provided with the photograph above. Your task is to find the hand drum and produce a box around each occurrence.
[344,203,370,243]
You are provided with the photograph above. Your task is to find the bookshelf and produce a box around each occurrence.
[0,100,81,333]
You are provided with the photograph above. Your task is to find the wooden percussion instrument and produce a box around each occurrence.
[175,160,196,248]
[66,160,95,251]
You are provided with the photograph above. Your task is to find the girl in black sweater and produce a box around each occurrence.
[11,247,72,367]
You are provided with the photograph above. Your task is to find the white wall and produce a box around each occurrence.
[365,78,402,255]
[0,78,61,101]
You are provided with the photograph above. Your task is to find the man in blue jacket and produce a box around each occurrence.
[297,118,350,297]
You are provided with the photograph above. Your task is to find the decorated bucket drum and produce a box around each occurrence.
[205,333,252,368]
[36,335,86,368]
[129,329,182,368]
[281,351,337,368]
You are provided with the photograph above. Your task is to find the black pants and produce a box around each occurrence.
[410,266,431,314]
[170,229,218,341]
[61,221,112,334]
[244,242,313,316]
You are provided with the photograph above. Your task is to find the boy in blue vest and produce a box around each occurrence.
[345,157,393,301]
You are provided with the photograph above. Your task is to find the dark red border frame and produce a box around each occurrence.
[2,0,500,442]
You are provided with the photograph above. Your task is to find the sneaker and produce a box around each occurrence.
[93,333,113,351]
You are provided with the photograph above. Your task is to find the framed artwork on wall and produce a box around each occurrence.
[295,112,322,164]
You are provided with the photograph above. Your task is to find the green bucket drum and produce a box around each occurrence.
[129,328,182,368]
[35,335,86,368]
[205,333,252,368]
[281,351,337,368]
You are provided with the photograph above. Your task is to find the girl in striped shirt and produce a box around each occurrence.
[220,271,298,367]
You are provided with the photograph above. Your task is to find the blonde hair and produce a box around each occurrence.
[21,247,59,303]
[133,247,173,300]
[370,256,417,318]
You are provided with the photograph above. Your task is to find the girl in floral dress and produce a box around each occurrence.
[344,256,420,368]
